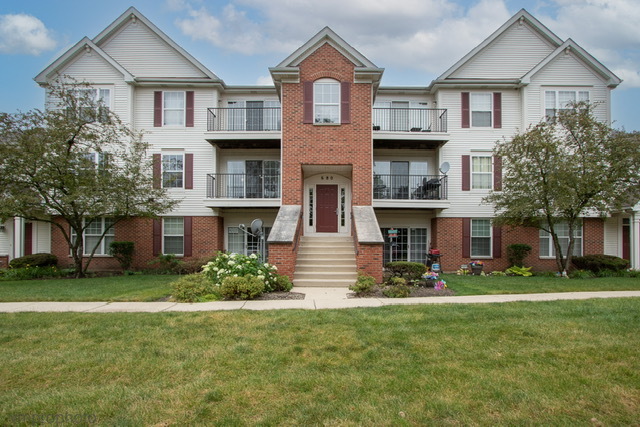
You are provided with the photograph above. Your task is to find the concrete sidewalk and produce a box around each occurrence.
[1,289,639,313]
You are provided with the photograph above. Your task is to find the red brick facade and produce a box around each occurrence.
[431,217,604,273]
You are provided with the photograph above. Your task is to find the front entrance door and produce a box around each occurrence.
[316,185,338,232]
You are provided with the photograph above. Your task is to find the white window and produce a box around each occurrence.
[539,221,583,257]
[227,226,271,261]
[73,87,111,122]
[314,79,340,124]
[471,93,492,127]
[380,227,428,264]
[472,156,492,189]
[163,217,184,255]
[545,90,589,118]
[71,218,115,255]
[163,91,185,126]
[471,219,492,257]
[162,154,184,188]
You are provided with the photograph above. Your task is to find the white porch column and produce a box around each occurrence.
[13,217,24,259]
[631,211,640,270]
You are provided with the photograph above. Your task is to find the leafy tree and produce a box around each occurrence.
[0,80,178,277]
[484,102,640,275]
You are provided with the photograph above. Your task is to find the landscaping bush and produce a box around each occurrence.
[171,274,217,302]
[349,273,377,295]
[176,256,217,275]
[272,275,293,292]
[0,265,73,281]
[505,266,533,276]
[109,241,134,271]
[9,253,58,269]
[382,278,411,298]
[202,252,278,292]
[507,244,532,267]
[572,254,629,273]
[569,269,595,279]
[148,254,184,274]
[220,275,265,300]
[385,261,427,281]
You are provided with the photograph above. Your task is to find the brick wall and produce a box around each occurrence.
[0,256,8,269]
[432,217,604,272]
[281,43,373,206]
[356,243,384,283]
[268,243,297,279]
[50,216,225,272]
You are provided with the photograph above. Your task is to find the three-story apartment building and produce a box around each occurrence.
[1,7,636,282]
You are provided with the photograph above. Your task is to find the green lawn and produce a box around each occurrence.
[444,274,640,295]
[0,275,175,302]
[1,299,639,424]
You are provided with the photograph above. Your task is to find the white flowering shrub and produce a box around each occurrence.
[202,252,279,292]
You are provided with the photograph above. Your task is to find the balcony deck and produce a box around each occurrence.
[372,174,450,209]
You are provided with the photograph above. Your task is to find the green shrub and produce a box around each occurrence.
[595,269,617,278]
[569,269,595,279]
[387,277,407,286]
[490,271,507,276]
[9,253,58,269]
[176,256,216,275]
[572,254,629,273]
[203,252,279,292]
[148,254,184,274]
[220,275,265,300]
[0,266,72,281]
[385,262,427,281]
[272,275,293,292]
[171,274,217,302]
[534,270,558,278]
[382,281,411,298]
[109,241,134,271]
[349,273,377,295]
[505,266,533,277]
[507,244,532,267]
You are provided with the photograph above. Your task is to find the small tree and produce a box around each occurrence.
[0,79,178,277]
[109,241,135,271]
[484,102,640,276]
[506,244,532,267]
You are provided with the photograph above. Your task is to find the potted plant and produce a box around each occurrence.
[469,260,484,275]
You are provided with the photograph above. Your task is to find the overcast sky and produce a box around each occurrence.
[1,0,638,130]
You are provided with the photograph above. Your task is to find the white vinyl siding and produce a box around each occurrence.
[471,219,491,258]
[539,221,582,258]
[163,217,184,255]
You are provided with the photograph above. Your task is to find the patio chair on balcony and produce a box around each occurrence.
[412,178,441,200]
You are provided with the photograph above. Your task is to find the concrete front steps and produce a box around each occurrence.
[293,236,358,287]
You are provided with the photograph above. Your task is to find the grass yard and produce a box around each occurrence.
[0,275,175,302]
[1,299,639,425]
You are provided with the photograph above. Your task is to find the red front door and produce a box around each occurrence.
[316,185,338,232]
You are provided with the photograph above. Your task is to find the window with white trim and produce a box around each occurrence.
[71,217,115,255]
[471,93,492,127]
[163,217,184,255]
[381,227,428,264]
[72,87,111,123]
[471,156,492,189]
[314,79,340,124]
[162,154,184,188]
[227,226,271,261]
[545,90,589,119]
[471,219,492,257]
[163,91,185,126]
[539,221,582,257]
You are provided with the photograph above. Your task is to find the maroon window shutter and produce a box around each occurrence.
[185,153,193,189]
[462,155,470,191]
[493,156,502,191]
[493,92,502,128]
[462,218,471,258]
[153,154,161,189]
[186,91,194,127]
[461,92,470,128]
[153,219,162,256]
[303,81,313,124]
[183,217,192,257]
[340,81,351,124]
[493,226,502,258]
[154,91,162,127]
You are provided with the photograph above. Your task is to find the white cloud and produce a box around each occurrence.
[0,14,56,55]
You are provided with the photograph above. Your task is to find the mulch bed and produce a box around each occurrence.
[254,291,306,300]
[349,286,455,298]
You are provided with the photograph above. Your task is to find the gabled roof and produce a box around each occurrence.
[436,9,562,81]
[34,37,135,84]
[269,27,384,88]
[521,39,622,88]
[92,7,221,82]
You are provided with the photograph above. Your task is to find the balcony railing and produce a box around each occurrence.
[207,107,282,132]
[373,174,447,200]
[206,173,280,199]
[372,108,447,133]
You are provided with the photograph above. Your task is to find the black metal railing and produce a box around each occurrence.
[373,174,447,200]
[207,107,281,132]
[372,108,447,133]
[206,173,280,199]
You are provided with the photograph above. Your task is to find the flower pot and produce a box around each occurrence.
[471,266,483,276]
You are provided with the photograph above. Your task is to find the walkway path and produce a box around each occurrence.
[1,289,639,313]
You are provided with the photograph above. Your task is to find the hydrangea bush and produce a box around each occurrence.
[202,252,279,292]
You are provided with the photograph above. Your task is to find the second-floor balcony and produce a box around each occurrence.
[207,107,282,132]
[374,174,448,207]
[373,108,447,133]
[206,173,281,199]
